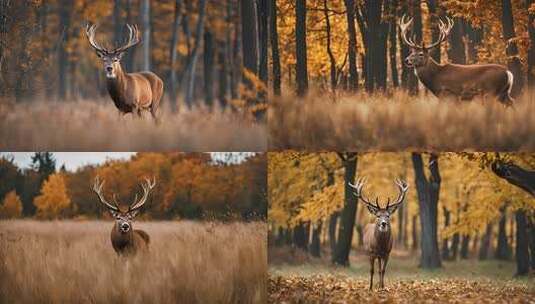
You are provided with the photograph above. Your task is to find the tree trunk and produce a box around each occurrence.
[203,30,215,107]
[495,205,511,260]
[328,211,339,255]
[397,198,405,246]
[479,222,493,260]
[460,234,470,259]
[257,0,269,102]
[295,0,308,96]
[501,0,524,96]
[323,0,337,91]
[184,0,207,107]
[58,0,71,100]
[169,0,182,112]
[529,216,535,270]
[528,0,535,90]
[389,0,399,88]
[412,214,419,251]
[332,153,358,266]
[270,0,281,96]
[451,232,460,260]
[345,0,359,91]
[113,0,122,46]
[492,161,535,198]
[124,0,135,71]
[412,153,442,268]
[408,0,421,94]
[293,222,308,250]
[140,0,151,71]
[427,0,442,63]
[441,207,450,260]
[448,17,466,64]
[515,209,530,276]
[217,39,228,109]
[355,224,364,247]
[310,221,322,257]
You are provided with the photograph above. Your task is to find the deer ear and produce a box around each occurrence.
[109,209,119,218]
[128,209,140,219]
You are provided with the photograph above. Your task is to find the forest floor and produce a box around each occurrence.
[268,90,535,151]
[0,220,267,304]
[0,99,266,151]
[269,247,535,303]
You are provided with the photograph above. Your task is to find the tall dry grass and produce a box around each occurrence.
[0,220,267,304]
[0,100,266,151]
[268,91,535,151]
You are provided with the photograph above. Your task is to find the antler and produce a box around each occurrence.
[113,24,140,53]
[399,14,421,49]
[85,23,109,54]
[348,177,381,211]
[385,179,409,210]
[92,176,120,212]
[424,16,454,50]
[129,177,156,212]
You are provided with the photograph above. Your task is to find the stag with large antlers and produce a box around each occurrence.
[92,176,156,256]
[399,15,514,105]
[349,178,409,290]
[86,23,164,120]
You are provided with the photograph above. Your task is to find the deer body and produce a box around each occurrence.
[92,177,156,256]
[110,223,150,255]
[349,178,408,290]
[399,15,514,105]
[86,24,163,120]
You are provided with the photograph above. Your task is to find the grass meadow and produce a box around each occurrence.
[268,90,535,151]
[0,220,267,304]
[0,99,266,151]
[269,246,535,303]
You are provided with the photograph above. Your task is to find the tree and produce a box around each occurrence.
[140,0,151,71]
[184,0,207,107]
[332,153,358,266]
[412,153,441,268]
[1,190,23,218]
[58,0,72,100]
[495,205,511,260]
[528,0,535,90]
[257,0,269,102]
[203,30,215,107]
[295,0,308,96]
[501,0,524,96]
[515,209,530,276]
[33,173,71,219]
[169,0,183,111]
[345,0,359,91]
[240,0,259,100]
[270,0,281,95]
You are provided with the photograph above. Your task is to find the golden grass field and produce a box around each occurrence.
[269,247,535,303]
[269,91,535,151]
[0,220,267,304]
[0,100,266,151]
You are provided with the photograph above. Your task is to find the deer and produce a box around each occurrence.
[92,176,156,256]
[348,178,409,290]
[399,15,514,106]
[86,23,164,121]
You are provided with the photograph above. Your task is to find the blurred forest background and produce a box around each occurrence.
[0,0,272,116]
[268,152,535,277]
[0,152,267,220]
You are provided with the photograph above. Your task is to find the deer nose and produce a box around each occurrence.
[121,223,129,230]
[404,58,411,65]
[106,66,113,72]
[380,222,387,228]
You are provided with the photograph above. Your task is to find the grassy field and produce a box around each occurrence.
[269,248,535,303]
[0,220,267,304]
[269,91,535,151]
[0,100,266,151]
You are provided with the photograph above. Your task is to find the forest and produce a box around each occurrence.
[268,152,535,302]
[0,152,267,220]
[0,0,269,150]
[268,0,535,150]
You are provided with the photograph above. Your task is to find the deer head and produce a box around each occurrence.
[92,176,155,233]
[349,178,408,233]
[399,14,454,68]
[85,23,140,78]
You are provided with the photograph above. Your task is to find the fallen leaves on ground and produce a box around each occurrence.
[269,275,535,304]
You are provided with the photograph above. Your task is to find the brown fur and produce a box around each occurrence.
[415,58,514,105]
[364,222,393,290]
[107,64,164,119]
[110,222,149,256]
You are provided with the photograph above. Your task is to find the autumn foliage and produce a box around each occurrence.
[0,191,23,219]
[33,173,71,219]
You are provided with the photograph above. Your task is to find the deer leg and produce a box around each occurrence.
[369,256,375,291]
[380,257,389,289]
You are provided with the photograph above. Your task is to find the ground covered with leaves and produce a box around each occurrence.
[269,275,535,303]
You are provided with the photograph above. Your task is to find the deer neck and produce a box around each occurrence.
[415,58,441,91]
[374,226,391,254]
[112,222,134,249]
[106,65,127,104]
